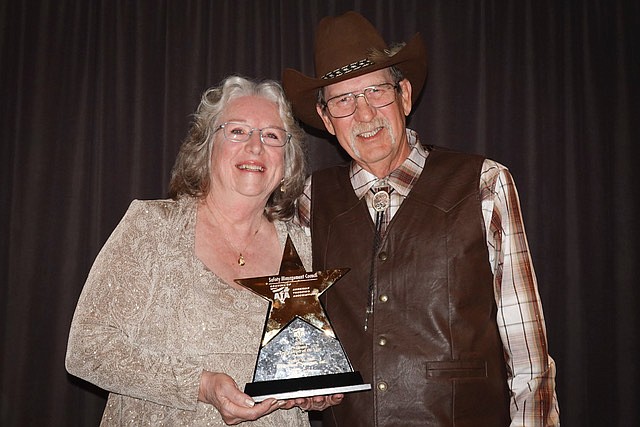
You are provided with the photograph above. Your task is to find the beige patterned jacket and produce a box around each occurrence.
[66,197,311,426]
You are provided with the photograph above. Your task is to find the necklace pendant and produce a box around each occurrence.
[238,254,246,266]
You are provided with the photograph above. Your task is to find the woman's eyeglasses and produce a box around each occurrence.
[215,122,291,147]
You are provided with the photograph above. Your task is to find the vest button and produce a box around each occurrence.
[378,251,388,261]
[377,336,387,346]
[378,294,388,303]
[377,381,388,391]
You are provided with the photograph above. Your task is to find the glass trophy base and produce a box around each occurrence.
[245,371,371,402]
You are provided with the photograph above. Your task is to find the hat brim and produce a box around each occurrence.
[283,33,427,130]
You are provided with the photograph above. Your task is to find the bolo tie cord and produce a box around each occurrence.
[364,210,384,331]
[364,183,392,331]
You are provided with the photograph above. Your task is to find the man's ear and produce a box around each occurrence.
[398,79,413,116]
[316,104,336,135]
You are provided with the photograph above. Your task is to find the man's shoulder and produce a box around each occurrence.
[309,162,360,206]
[312,161,350,174]
[311,162,351,183]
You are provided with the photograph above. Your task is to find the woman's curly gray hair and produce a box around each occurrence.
[169,75,307,221]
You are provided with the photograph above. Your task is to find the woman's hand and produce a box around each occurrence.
[198,371,286,425]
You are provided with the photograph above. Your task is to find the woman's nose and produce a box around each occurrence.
[244,131,264,153]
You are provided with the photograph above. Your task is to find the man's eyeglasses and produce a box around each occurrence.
[322,83,399,118]
[215,122,291,147]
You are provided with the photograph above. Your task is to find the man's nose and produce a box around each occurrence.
[353,94,375,121]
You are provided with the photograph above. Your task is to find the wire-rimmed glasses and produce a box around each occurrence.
[215,122,291,147]
[322,83,399,118]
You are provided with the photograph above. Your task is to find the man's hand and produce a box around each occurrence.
[294,393,344,411]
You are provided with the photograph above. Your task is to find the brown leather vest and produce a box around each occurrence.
[312,148,510,426]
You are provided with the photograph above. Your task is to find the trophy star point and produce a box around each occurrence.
[234,235,350,346]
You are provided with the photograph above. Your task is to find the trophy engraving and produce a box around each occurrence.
[236,235,371,401]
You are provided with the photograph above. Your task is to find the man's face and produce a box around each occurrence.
[316,68,413,177]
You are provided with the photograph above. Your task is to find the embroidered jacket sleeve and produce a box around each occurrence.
[480,160,560,426]
[65,200,203,410]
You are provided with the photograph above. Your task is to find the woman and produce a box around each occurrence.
[66,76,341,426]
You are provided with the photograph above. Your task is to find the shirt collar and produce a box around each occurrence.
[350,128,428,199]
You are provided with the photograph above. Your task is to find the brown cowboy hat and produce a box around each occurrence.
[283,11,428,130]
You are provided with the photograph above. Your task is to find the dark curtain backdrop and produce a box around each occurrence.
[1,1,638,425]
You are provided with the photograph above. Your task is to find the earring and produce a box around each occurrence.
[280,178,286,193]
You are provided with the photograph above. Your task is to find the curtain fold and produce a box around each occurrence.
[1,1,637,425]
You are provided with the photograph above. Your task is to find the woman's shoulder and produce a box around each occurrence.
[113,197,198,242]
[125,197,196,223]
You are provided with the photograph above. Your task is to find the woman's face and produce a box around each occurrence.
[209,95,286,204]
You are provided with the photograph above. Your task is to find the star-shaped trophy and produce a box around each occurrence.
[236,235,371,401]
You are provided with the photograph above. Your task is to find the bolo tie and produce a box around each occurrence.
[364,181,392,331]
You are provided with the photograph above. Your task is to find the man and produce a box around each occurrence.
[283,11,559,427]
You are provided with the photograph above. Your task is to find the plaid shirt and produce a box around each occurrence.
[296,129,560,426]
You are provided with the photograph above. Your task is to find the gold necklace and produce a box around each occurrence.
[222,224,261,266]
[205,203,264,267]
